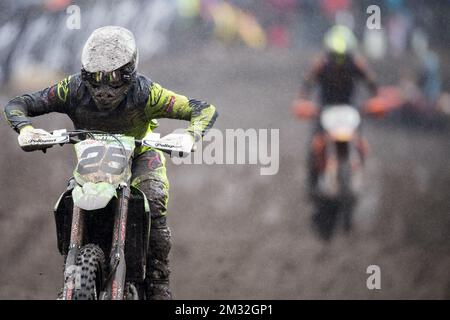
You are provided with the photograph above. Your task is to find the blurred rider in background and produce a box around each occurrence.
[298,25,378,195]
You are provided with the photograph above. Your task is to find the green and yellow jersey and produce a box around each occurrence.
[4,73,218,154]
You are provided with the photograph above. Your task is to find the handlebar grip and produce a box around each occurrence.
[20,143,54,152]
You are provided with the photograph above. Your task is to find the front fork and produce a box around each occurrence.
[62,206,84,300]
[105,184,131,300]
[62,184,131,300]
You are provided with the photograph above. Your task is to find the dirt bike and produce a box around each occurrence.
[292,100,384,241]
[19,129,193,299]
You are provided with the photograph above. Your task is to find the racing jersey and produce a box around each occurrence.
[302,53,378,106]
[4,73,218,154]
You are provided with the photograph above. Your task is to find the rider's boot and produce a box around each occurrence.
[146,215,172,300]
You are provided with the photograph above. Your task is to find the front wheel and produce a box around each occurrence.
[337,158,352,197]
[72,244,106,300]
[312,199,339,242]
[337,159,357,234]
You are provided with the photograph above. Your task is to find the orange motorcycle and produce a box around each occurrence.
[292,99,385,241]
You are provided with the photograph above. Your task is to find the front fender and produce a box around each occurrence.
[72,182,117,211]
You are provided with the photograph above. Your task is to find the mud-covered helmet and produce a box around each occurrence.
[323,25,357,56]
[81,26,138,111]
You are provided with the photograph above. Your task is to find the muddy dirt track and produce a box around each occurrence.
[1,47,450,299]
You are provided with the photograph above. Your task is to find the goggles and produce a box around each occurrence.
[81,64,135,87]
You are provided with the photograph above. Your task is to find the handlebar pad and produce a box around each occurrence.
[20,134,70,152]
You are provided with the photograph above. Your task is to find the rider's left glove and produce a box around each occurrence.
[18,125,52,151]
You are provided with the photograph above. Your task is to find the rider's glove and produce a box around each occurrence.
[160,132,196,157]
[18,126,52,151]
[168,132,195,154]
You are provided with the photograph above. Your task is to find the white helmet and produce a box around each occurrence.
[81,26,138,111]
[82,25,138,73]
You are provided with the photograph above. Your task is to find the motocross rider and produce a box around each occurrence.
[3,26,218,299]
[298,25,378,194]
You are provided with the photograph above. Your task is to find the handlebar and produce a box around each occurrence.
[20,129,195,156]
[60,132,141,147]
[292,99,389,121]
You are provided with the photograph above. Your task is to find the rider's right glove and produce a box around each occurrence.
[18,125,52,151]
